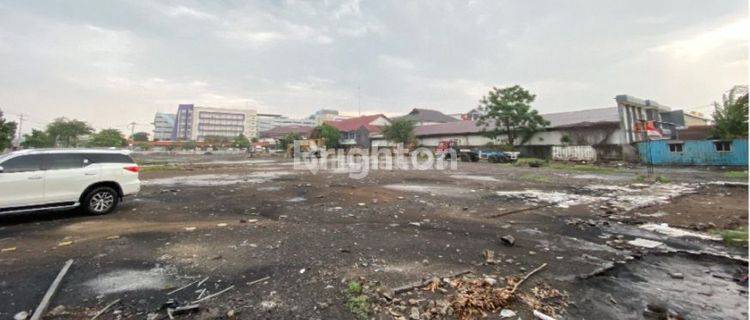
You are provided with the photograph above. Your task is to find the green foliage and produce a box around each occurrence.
[278,132,302,150]
[204,135,230,146]
[136,142,151,150]
[560,134,572,145]
[724,171,748,180]
[0,110,17,151]
[182,141,197,150]
[549,163,618,174]
[712,88,748,139]
[514,157,548,167]
[345,281,370,320]
[655,175,671,183]
[46,118,93,147]
[713,228,748,247]
[88,128,127,147]
[233,134,251,149]
[382,118,416,144]
[311,124,341,149]
[476,85,550,145]
[251,137,259,143]
[21,129,54,148]
[131,132,149,142]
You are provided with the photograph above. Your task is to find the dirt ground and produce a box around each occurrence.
[0,153,747,320]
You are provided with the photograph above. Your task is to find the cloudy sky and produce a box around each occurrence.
[0,1,747,133]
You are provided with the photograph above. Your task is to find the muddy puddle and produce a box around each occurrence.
[569,253,748,319]
[143,172,294,187]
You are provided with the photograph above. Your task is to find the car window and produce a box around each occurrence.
[44,153,85,170]
[85,153,135,164]
[0,154,44,173]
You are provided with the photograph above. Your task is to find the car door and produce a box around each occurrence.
[0,154,45,208]
[42,153,100,204]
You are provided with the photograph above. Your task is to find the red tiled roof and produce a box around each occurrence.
[325,114,386,132]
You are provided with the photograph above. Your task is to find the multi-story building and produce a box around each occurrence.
[257,114,315,132]
[309,109,345,125]
[152,112,176,141]
[172,104,258,141]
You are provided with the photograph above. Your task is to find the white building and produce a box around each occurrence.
[152,112,176,141]
[257,114,315,132]
[173,104,258,141]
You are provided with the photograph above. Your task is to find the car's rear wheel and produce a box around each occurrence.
[83,187,119,215]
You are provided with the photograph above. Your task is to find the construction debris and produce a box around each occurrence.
[90,299,121,320]
[30,259,74,320]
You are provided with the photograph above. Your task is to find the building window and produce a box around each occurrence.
[668,143,683,153]
[714,141,732,152]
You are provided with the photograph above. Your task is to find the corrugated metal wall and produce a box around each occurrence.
[552,146,598,161]
[638,139,748,166]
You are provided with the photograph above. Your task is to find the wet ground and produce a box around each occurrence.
[0,154,747,319]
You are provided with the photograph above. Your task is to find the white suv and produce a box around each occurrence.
[0,149,140,215]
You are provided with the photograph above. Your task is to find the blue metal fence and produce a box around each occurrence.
[637,139,748,166]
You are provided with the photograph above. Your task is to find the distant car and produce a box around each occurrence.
[485,151,519,163]
[0,149,140,215]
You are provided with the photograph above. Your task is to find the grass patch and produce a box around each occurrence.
[724,171,748,180]
[713,228,748,247]
[345,281,370,319]
[513,158,548,168]
[521,174,550,183]
[549,163,619,174]
[655,175,670,183]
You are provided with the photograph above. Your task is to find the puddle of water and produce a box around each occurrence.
[143,172,293,187]
[84,267,171,295]
[628,238,664,248]
[569,253,748,319]
[450,175,500,182]
[640,223,722,241]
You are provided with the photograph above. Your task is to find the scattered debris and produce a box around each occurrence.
[30,259,74,320]
[168,278,202,295]
[499,308,517,318]
[90,299,121,320]
[192,285,234,303]
[533,309,557,320]
[14,311,28,320]
[57,241,73,247]
[246,276,270,286]
[2,246,17,252]
[639,223,722,241]
[500,235,516,246]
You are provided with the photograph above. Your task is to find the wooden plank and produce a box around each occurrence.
[30,259,74,320]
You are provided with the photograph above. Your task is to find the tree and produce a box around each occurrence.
[233,134,251,149]
[182,141,197,150]
[278,132,302,150]
[712,87,749,139]
[88,129,127,147]
[131,132,149,142]
[0,110,17,151]
[476,85,549,145]
[382,118,416,145]
[21,129,54,148]
[204,135,230,147]
[310,124,341,149]
[46,118,93,147]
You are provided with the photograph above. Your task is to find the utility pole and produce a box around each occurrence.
[17,113,25,144]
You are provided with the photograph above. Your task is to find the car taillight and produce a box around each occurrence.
[124,165,140,173]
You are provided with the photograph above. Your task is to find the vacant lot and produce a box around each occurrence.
[1,154,747,320]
